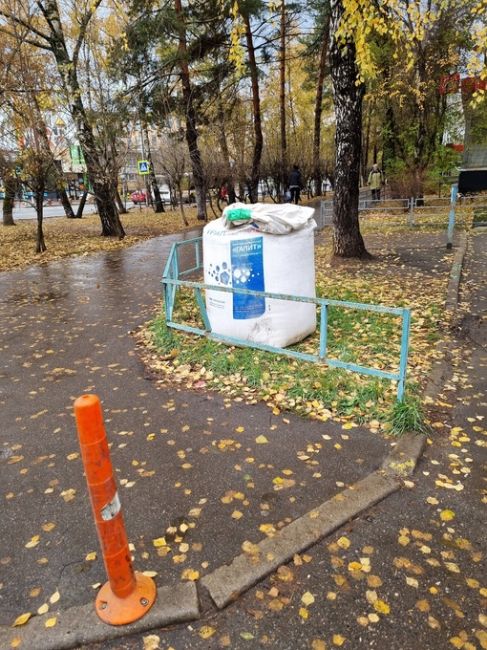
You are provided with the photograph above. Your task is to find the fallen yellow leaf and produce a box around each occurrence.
[152,537,167,548]
[181,568,200,581]
[311,640,327,650]
[12,612,31,627]
[416,599,430,612]
[333,634,346,646]
[199,625,216,639]
[143,634,161,650]
[45,617,57,628]
[49,591,60,604]
[336,536,350,550]
[440,509,455,522]
[301,591,315,606]
[373,599,390,615]
[25,536,40,549]
[255,435,269,444]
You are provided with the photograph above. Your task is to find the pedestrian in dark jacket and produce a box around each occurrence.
[288,164,302,204]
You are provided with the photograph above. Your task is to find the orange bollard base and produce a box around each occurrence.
[95,572,157,626]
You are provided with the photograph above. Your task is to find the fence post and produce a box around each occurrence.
[397,309,411,402]
[408,197,415,226]
[446,183,458,250]
[319,303,328,360]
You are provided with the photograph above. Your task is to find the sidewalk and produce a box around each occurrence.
[0,228,482,649]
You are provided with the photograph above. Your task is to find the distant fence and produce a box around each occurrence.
[317,191,487,236]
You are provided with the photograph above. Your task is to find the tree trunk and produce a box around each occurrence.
[60,187,75,217]
[329,0,369,258]
[90,181,123,237]
[76,191,88,218]
[3,174,16,225]
[279,1,287,196]
[361,105,371,185]
[216,98,236,204]
[35,188,47,253]
[52,160,76,217]
[54,160,76,219]
[115,189,127,214]
[313,19,330,197]
[174,0,207,221]
[243,13,263,203]
[47,23,124,236]
[177,183,188,226]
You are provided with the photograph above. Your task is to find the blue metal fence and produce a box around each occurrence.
[162,237,411,401]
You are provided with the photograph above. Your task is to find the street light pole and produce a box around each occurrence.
[139,122,151,208]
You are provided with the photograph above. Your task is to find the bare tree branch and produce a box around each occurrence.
[0,8,52,46]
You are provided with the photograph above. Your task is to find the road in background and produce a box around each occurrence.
[1,200,98,220]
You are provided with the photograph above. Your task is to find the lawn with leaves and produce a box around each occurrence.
[0,206,202,272]
[137,232,454,436]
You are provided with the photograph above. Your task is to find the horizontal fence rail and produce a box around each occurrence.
[162,237,411,401]
[319,188,487,244]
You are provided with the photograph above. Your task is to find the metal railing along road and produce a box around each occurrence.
[319,190,487,241]
[162,237,412,402]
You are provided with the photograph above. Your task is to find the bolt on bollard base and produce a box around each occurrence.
[96,572,157,625]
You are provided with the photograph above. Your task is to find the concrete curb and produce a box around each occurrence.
[201,471,400,609]
[0,582,199,650]
[445,231,468,313]
[381,434,426,477]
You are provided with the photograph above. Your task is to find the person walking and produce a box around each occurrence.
[368,163,383,202]
[288,164,302,205]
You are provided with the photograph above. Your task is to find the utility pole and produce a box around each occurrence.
[139,121,151,207]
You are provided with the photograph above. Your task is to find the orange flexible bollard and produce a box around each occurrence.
[74,394,156,625]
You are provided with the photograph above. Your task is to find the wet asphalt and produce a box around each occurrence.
[0,228,391,627]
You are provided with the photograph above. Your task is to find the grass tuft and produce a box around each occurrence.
[389,397,429,437]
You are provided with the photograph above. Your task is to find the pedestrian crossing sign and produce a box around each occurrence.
[137,160,150,175]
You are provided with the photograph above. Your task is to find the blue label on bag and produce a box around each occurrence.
[230,237,265,319]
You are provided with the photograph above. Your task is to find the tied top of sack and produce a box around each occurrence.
[222,202,316,235]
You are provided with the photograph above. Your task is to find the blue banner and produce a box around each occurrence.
[230,237,265,319]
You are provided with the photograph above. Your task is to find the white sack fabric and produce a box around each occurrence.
[203,210,316,348]
[221,201,315,234]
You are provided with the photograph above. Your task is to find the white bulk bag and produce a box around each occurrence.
[203,207,316,348]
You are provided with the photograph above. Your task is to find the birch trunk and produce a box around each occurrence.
[280,1,287,195]
[329,0,369,258]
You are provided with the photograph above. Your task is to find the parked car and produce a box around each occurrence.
[130,190,147,205]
